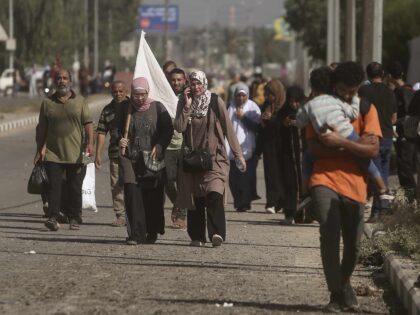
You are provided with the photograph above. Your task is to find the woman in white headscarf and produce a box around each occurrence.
[226,83,261,212]
[174,70,245,247]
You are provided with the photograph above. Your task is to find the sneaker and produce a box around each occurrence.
[111,217,126,227]
[275,207,284,213]
[146,233,158,244]
[126,238,139,245]
[323,291,343,313]
[379,191,395,201]
[45,218,60,231]
[297,194,312,212]
[265,207,275,214]
[211,234,223,247]
[279,217,295,225]
[341,283,359,312]
[190,240,204,247]
[69,218,80,230]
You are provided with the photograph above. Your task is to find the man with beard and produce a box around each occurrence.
[36,69,94,231]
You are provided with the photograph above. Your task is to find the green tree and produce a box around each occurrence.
[284,0,420,71]
[382,0,420,70]
[0,0,139,72]
[284,0,327,61]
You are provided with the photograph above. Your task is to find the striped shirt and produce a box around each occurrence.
[296,94,360,137]
[96,99,127,159]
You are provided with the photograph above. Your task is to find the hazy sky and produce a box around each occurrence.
[141,0,286,30]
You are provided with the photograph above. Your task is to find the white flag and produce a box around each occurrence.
[134,30,178,118]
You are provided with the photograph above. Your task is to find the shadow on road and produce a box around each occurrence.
[145,297,324,313]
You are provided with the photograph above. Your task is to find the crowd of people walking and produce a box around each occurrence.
[34,59,420,313]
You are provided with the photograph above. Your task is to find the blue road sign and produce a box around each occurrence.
[138,5,179,32]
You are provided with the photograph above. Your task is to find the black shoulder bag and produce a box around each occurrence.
[182,106,213,173]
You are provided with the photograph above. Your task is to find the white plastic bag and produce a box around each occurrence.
[82,163,97,212]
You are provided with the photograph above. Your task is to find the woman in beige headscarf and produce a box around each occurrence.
[258,79,286,214]
[174,70,245,248]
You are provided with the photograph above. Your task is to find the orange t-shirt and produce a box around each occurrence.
[307,105,382,203]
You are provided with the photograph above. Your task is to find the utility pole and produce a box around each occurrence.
[9,0,14,69]
[164,0,169,61]
[94,0,98,77]
[327,0,340,65]
[345,0,356,61]
[362,0,383,68]
[83,0,89,68]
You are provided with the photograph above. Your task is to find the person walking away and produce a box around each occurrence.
[166,67,188,229]
[95,81,128,227]
[308,62,381,312]
[118,77,173,245]
[36,69,94,231]
[226,83,261,212]
[387,62,416,197]
[174,70,246,247]
[279,86,306,224]
[259,79,286,214]
[359,62,397,221]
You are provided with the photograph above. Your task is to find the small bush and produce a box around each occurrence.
[360,188,420,265]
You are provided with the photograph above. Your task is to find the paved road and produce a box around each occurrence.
[0,99,402,314]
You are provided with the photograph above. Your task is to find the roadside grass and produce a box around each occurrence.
[360,188,420,266]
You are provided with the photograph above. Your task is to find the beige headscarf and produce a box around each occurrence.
[265,79,286,112]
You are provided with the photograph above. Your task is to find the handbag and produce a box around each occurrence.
[27,162,49,194]
[182,109,213,173]
[142,150,166,173]
[183,146,213,173]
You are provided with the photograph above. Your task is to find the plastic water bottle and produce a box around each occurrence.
[235,159,246,173]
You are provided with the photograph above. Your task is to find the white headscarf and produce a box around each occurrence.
[190,70,212,118]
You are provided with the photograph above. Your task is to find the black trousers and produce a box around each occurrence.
[187,192,225,243]
[124,180,165,242]
[229,157,256,209]
[394,139,417,188]
[312,186,364,293]
[45,162,85,220]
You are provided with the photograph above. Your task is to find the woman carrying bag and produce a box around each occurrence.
[174,70,246,248]
[118,77,173,245]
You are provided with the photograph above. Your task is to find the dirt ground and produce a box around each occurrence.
[0,158,406,314]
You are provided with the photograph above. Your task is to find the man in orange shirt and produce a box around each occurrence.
[307,62,381,312]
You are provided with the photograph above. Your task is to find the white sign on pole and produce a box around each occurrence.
[120,40,135,60]
[6,38,16,51]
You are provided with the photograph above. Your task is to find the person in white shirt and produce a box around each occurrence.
[226,83,261,212]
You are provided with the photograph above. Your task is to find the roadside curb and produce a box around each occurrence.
[364,223,420,315]
[0,97,110,134]
[0,114,38,133]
